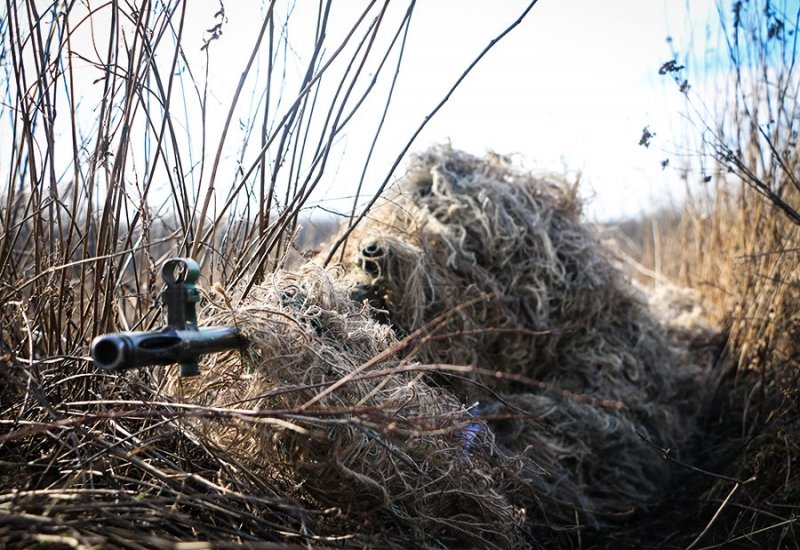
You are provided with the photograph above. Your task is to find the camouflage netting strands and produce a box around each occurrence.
[165,264,525,549]
[338,146,707,525]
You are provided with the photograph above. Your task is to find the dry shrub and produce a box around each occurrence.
[164,263,525,549]
[334,146,713,529]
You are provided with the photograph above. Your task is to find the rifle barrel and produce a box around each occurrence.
[91,327,243,371]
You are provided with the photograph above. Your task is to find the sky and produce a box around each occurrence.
[180,0,720,222]
[10,0,790,223]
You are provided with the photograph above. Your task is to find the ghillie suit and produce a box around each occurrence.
[338,146,705,529]
[162,147,708,547]
[165,264,526,549]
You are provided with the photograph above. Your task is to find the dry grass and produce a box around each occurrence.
[610,190,800,548]
[1,0,799,548]
[605,1,800,545]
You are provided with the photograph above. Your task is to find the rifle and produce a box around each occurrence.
[91,258,245,376]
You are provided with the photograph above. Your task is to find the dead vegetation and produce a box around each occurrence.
[1,0,799,549]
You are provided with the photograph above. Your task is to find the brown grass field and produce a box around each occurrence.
[1,1,798,548]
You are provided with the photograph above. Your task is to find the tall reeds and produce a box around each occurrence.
[620,1,800,545]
